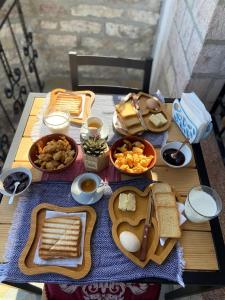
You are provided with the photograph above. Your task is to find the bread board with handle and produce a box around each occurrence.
[108,185,179,268]
[19,203,96,279]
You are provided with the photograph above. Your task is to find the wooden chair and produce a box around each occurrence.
[69,51,152,94]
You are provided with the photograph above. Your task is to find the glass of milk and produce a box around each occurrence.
[43,110,70,134]
[185,185,222,223]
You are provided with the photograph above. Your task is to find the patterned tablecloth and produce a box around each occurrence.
[0,179,184,286]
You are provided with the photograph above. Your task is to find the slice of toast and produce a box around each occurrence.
[117,113,140,128]
[115,101,137,119]
[127,124,145,135]
[151,183,172,194]
[55,93,83,116]
[39,216,82,259]
[49,89,83,116]
[154,192,176,207]
[157,206,181,238]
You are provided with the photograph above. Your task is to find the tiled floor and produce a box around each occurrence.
[0,283,204,300]
[159,285,203,299]
[0,283,42,300]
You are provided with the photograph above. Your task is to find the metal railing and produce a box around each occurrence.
[0,0,43,169]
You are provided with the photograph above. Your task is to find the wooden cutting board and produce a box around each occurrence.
[19,203,96,279]
[108,185,178,268]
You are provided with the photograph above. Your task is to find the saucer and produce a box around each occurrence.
[71,174,105,205]
[80,123,109,140]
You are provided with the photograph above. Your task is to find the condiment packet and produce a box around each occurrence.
[160,203,186,246]
[33,210,86,267]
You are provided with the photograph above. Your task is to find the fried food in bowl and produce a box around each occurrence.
[29,134,78,173]
[110,136,156,175]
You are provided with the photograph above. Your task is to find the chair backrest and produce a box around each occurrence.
[69,51,152,94]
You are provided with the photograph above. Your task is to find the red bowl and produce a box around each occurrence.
[110,136,156,175]
[29,133,78,173]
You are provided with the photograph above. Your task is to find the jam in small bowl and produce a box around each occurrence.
[160,141,192,168]
[0,167,32,196]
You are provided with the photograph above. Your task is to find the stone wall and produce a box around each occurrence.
[152,0,225,108]
[18,0,161,89]
[186,0,225,108]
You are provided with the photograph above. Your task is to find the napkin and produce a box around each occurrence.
[160,203,186,246]
[33,211,86,267]
[180,92,212,142]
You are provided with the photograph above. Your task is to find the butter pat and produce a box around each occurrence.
[149,113,167,127]
[118,193,136,211]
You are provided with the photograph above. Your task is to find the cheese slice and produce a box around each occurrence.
[118,193,136,211]
[149,113,167,127]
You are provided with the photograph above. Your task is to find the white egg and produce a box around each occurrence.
[119,231,141,253]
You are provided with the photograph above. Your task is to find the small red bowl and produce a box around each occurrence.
[110,136,156,175]
[29,133,78,173]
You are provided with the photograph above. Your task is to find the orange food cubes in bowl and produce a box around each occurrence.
[113,141,154,174]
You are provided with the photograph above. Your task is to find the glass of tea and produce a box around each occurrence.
[184,185,222,223]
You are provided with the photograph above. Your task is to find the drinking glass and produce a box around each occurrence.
[184,185,222,223]
[43,109,70,134]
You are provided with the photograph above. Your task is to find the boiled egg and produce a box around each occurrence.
[119,231,141,253]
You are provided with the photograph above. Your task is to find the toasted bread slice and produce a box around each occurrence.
[154,192,176,207]
[117,113,140,128]
[49,89,83,116]
[55,93,83,116]
[156,206,181,238]
[115,101,137,119]
[151,183,172,194]
[127,124,145,135]
[39,216,82,259]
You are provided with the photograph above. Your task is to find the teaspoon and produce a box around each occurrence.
[171,138,189,159]
[8,181,20,205]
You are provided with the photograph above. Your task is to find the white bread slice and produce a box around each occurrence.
[151,183,172,194]
[39,216,82,259]
[154,192,176,207]
[156,206,181,238]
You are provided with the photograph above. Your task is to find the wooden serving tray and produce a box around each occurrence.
[108,185,177,268]
[47,89,95,125]
[19,203,97,279]
[137,92,171,133]
[114,92,171,135]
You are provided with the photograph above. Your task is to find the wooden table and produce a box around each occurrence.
[0,93,225,299]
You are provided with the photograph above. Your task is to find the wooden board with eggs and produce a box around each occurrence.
[113,92,171,135]
[108,182,181,268]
